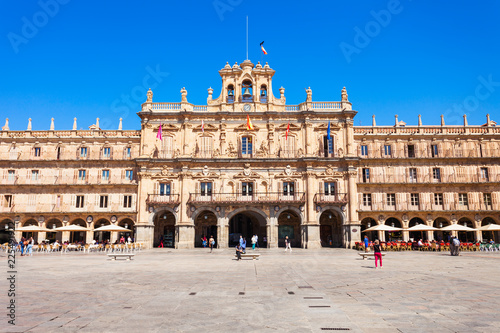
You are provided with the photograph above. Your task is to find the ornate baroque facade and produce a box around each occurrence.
[1,60,499,248]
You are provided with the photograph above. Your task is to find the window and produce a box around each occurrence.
[99,195,108,208]
[242,182,253,196]
[323,136,334,157]
[125,170,133,181]
[362,193,372,206]
[7,170,15,182]
[324,182,336,195]
[159,183,171,196]
[483,193,492,208]
[76,195,84,208]
[387,193,396,206]
[410,193,419,206]
[31,170,39,181]
[362,168,370,183]
[384,145,392,156]
[3,195,12,208]
[241,136,253,156]
[200,182,212,196]
[78,170,86,181]
[408,145,415,158]
[161,137,173,158]
[34,147,41,157]
[458,193,468,206]
[434,193,443,206]
[361,145,368,156]
[432,168,441,182]
[123,195,132,208]
[431,144,438,157]
[199,136,212,158]
[102,170,110,181]
[480,168,489,181]
[103,147,111,158]
[126,147,131,158]
[57,147,61,160]
[281,136,295,158]
[409,168,417,183]
[283,182,295,196]
[80,147,87,158]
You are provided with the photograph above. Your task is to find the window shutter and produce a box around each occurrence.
[71,194,76,207]
[318,181,323,194]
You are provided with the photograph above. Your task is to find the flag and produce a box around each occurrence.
[260,41,267,55]
[156,123,163,141]
[327,121,331,141]
[246,115,254,130]
[201,120,205,133]
[285,122,290,140]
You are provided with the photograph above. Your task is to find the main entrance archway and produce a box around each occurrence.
[229,211,267,247]
[277,210,301,248]
[319,210,342,247]
[195,211,217,247]
[154,211,176,248]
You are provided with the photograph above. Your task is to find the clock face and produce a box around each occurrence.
[243,104,251,112]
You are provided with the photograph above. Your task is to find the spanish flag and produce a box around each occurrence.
[285,122,290,140]
[260,41,267,55]
[247,115,254,130]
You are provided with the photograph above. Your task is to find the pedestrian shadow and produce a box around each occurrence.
[361,266,377,269]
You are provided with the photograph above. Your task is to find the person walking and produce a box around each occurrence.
[364,235,370,252]
[209,235,215,253]
[255,234,259,249]
[373,239,382,268]
[285,236,292,252]
[159,235,164,248]
[251,235,256,250]
[20,237,25,256]
[452,236,461,256]
[242,238,247,253]
[27,237,34,256]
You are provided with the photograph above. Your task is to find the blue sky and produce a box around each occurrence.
[1,0,499,130]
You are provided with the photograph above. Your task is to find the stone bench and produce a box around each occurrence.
[107,253,135,261]
[358,252,386,260]
[235,253,260,260]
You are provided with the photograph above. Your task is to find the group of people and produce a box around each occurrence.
[17,237,34,256]
[235,234,260,260]
[201,235,216,252]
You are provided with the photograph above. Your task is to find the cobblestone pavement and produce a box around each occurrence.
[2,248,499,333]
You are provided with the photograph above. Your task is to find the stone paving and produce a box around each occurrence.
[1,248,500,333]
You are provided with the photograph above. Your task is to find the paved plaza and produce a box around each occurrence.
[2,248,500,333]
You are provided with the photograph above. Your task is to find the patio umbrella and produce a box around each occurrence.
[408,224,439,231]
[15,225,51,232]
[362,224,403,232]
[478,224,500,231]
[440,224,476,232]
[93,225,131,232]
[53,225,90,232]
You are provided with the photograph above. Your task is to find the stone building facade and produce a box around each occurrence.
[1,60,499,247]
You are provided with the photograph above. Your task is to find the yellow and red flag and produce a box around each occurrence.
[260,41,267,55]
[285,122,290,140]
[246,115,254,130]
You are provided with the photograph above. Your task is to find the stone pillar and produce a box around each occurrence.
[136,224,154,249]
[176,167,194,249]
[268,217,278,248]
[304,120,312,156]
[39,232,47,242]
[345,118,354,156]
[217,217,228,249]
[177,225,194,249]
[62,231,70,243]
[305,170,321,249]
[347,170,359,247]
[86,231,93,244]
[475,230,482,242]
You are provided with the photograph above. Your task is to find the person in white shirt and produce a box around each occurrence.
[127,236,132,243]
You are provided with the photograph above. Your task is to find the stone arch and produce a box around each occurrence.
[277,209,302,248]
[0,219,14,244]
[93,218,111,243]
[384,217,403,241]
[275,206,303,222]
[148,206,178,225]
[409,217,427,241]
[22,218,38,227]
[457,217,475,242]
[481,217,499,242]
[433,217,451,242]
[118,218,135,241]
[227,207,268,248]
[45,218,63,243]
[318,208,344,247]
[227,206,268,222]
[360,217,378,242]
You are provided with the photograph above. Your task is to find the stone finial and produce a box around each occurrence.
[440,114,445,126]
[180,87,188,102]
[372,115,376,127]
[341,86,348,102]
[463,114,468,126]
[486,113,491,126]
[50,118,54,130]
[118,118,123,130]
[264,62,270,68]
[305,87,312,102]
[255,61,262,69]
[2,118,9,131]
[232,62,239,69]
[418,114,422,126]
[73,117,77,130]
[27,118,32,131]
[95,118,100,129]
[146,88,153,103]
[279,86,285,98]
[224,62,231,69]
[395,114,399,127]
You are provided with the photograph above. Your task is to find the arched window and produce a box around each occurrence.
[242,80,253,102]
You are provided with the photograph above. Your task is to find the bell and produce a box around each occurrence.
[242,87,251,97]
[228,90,234,96]
[261,90,266,96]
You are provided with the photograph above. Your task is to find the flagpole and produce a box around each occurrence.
[246,16,248,60]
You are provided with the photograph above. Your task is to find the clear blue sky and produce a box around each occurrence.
[1,0,499,130]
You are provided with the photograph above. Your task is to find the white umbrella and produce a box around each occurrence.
[93,225,131,232]
[408,224,439,231]
[478,224,500,231]
[363,224,403,232]
[440,224,476,232]
[15,225,51,232]
[53,225,90,232]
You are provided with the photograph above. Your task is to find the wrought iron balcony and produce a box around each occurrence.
[313,193,348,204]
[188,192,306,204]
[146,194,181,205]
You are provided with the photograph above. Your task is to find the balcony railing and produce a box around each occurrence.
[146,194,181,205]
[359,201,497,212]
[358,173,500,184]
[314,193,348,204]
[188,192,306,204]
[358,148,500,159]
